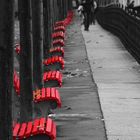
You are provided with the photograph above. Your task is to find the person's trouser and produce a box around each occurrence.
[90,10,95,24]
[84,13,90,30]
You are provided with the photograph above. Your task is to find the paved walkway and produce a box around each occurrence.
[82,23,140,140]
[51,14,107,140]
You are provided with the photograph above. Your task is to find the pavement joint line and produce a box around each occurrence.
[59,86,93,89]
[48,113,103,119]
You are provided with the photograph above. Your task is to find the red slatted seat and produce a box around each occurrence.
[43,72,48,81]
[43,56,64,70]
[13,123,20,140]
[54,26,65,32]
[24,122,33,138]
[49,47,64,57]
[43,71,62,87]
[52,31,65,40]
[38,118,46,133]
[52,39,65,47]
[18,123,27,139]
[13,118,56,140]
[41,87,46,99]
[32,119,40,135]
[55,21,65,27]
[33,88,61,108]
[46,118,56,140]
[63,11,73,26]
[64,18,71,26]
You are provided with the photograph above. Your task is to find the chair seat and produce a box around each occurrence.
[33,88,61,108]
[43,56,64,70]
[13,118,56,140]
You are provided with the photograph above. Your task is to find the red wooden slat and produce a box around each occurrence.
[41,88,46,100]
[45,118,53,136]
[55,90,61,108]
[24,122,33,138]
[58,57,61,63]
[38,118,46,133]
[51,88,56,99]
[55,21,64,27]
[53,39,64,47]
[55,56,59,62]
[47,58,51,64]
[35,90,41,101]
[51,122,56,139]
[60,72,62,80]
[13,123,20,139]
[51,71,56,80]
[46,88,51,98]
[18,123,27,139]
[56,71,60,81]
[51,57,55,64]
[43,72,47,81]
[47,71,52,81]
[54,26,65,32]
[31,119,40,135]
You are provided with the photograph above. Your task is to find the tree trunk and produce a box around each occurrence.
[43,0,52,57]
[59,0,63,20]
[32,0,44,89]
[43,0,49,56]
[53,0,57,22]
[63,0,67,18]
[68,0,73,10]
[0,0,14,139]
[18,0,33,123]
[49,0,53,50]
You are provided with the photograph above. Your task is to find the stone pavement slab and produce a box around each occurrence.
[82,23,140,140]
[51,14,107,140]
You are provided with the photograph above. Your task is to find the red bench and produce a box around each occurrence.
[13,118,56,140]
[33,87,61,108]
[52,39,65,47]
[55,12,73,27]
[63,11,74,26]
[43,56,64,70]
[43,71,62,87]
[52,31,65,40]
[54,21,65,27]
[49,47,64,57]
[54,26,65,33]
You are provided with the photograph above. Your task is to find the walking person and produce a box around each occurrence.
[90,0,97,25]
[77,4,84,24]
[81,0,92,31]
